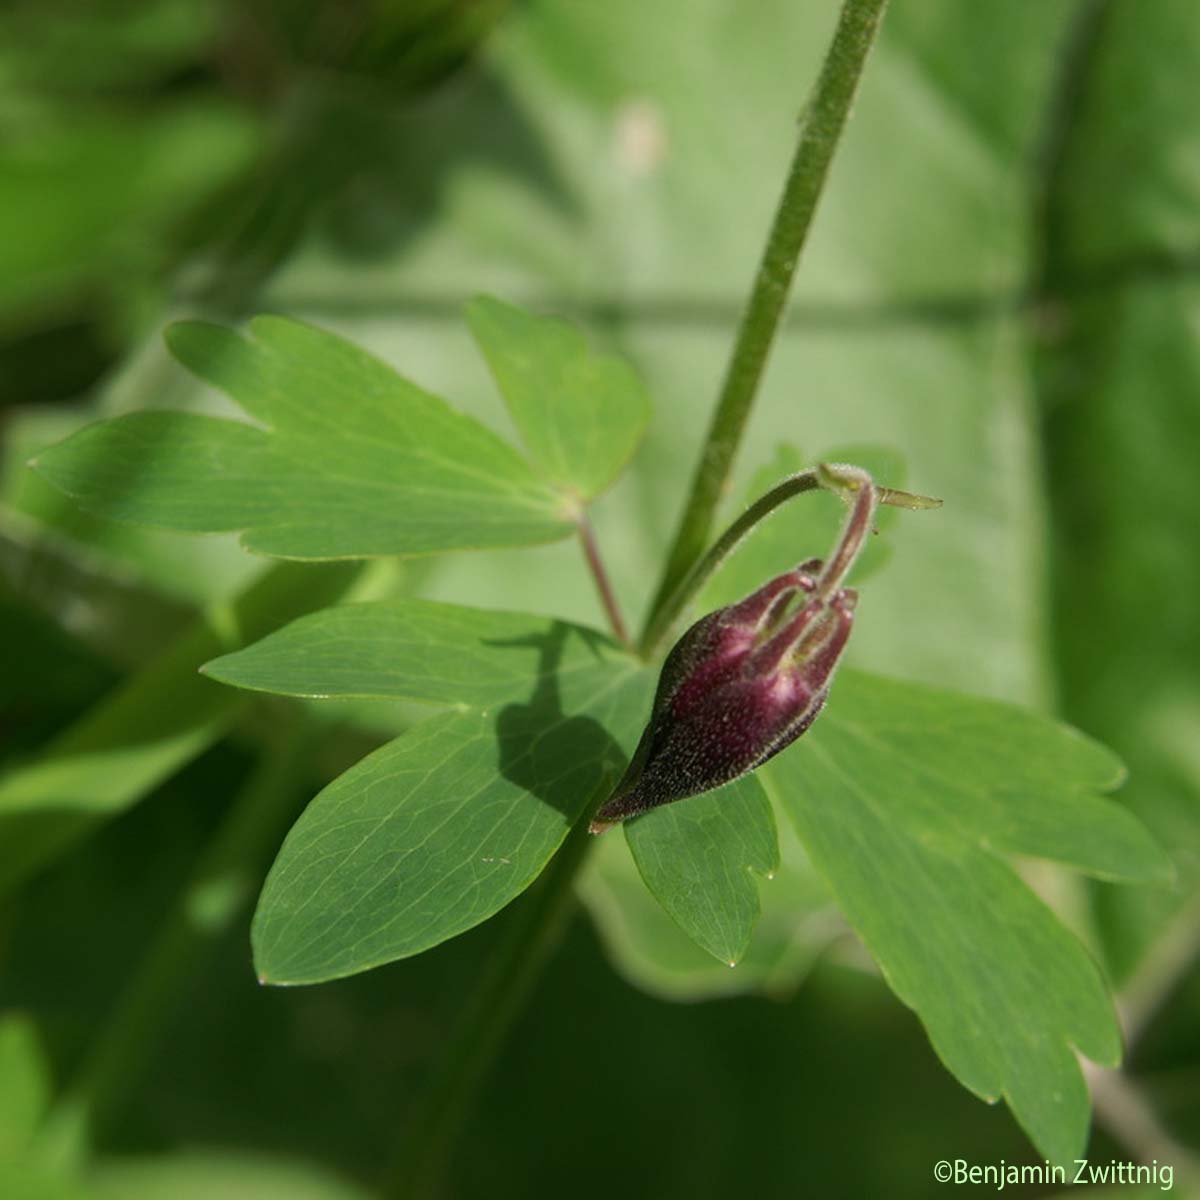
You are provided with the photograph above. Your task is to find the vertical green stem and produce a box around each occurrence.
[38,715,320,1166]
[641,0,890,649]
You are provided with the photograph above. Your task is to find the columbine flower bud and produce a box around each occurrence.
[591,464,880,833]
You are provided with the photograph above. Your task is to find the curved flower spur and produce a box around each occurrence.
[591,463,940,833]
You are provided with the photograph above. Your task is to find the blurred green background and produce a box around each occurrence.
[2,0,1198,1196]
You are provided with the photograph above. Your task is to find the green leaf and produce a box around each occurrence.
[764,669,1170,1162]
[210,599,795,970]
[624,774,778,966]
[0,1162,82,1200]
[31,316,573,559]
[5,407,263,608]
[582,811,835,1000]
[252,662,647,984]
[202,599,622,706]
[209,603,652,984]
[0,1015,49,1163]
[1036,0,1200,984]
[0,563,357,898]
[1050,281,1200,985]
[0,101,258,320]
[257,0,1067,715]
[88,1152,373,1200]
[465,295,650,499]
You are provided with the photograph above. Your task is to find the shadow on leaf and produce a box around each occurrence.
[490,623,626,824]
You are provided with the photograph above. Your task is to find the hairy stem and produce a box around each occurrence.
[578,514,631,650]
[384,782,607,1200]
[641,466,937,658]
[641,0,891,643]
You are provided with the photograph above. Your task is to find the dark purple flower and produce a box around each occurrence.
[591,560,857,832]
[591,463,888,833]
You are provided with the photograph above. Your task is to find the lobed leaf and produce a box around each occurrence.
[465,295,650,500]
[252,665,648,984]
[211,599,794,974]
[208,601,655,982]
[31,316,574,559]
[763,669,1170,1162]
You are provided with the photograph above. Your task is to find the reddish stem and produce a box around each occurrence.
[578,515,632,651]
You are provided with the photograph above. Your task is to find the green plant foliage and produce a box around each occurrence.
[0,103,258,323]
[34,290,1170,1159]
[0,563,357,897]
[203,577,1169,1163]
[205,599,645,983]
[465,295,650,499]
[87,1153,374,1200]
[0,1015,49,1163]
[250,669,647,984]
[581,812,834,1000]
[32,317,574,558]
[203,599,624,705]
[763,669,1170,1162]
[206,596,792,975]
[1037,0,1200,987]
[0,1152,373,1200]
[624,775,778,967]
[6,1,1198,1187]
[206,598,788,977]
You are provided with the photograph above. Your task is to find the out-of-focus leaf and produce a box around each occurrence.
[465,295,650,499]
[1043,1190,1164,1200]
[0,1163,83,1200]
[0,594,112,717]
[1037,0,1200,984]
[624,774,778,966]
[0,0,218,94]
[32,316,575,559]
[1044,2,1199,270]
[0,103,258,324]
[0,563,357,897]
[764,669,1168,1162]
[0,1015,49,1162]
[88,1152,371,1200]
[1046,281,1200,982]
